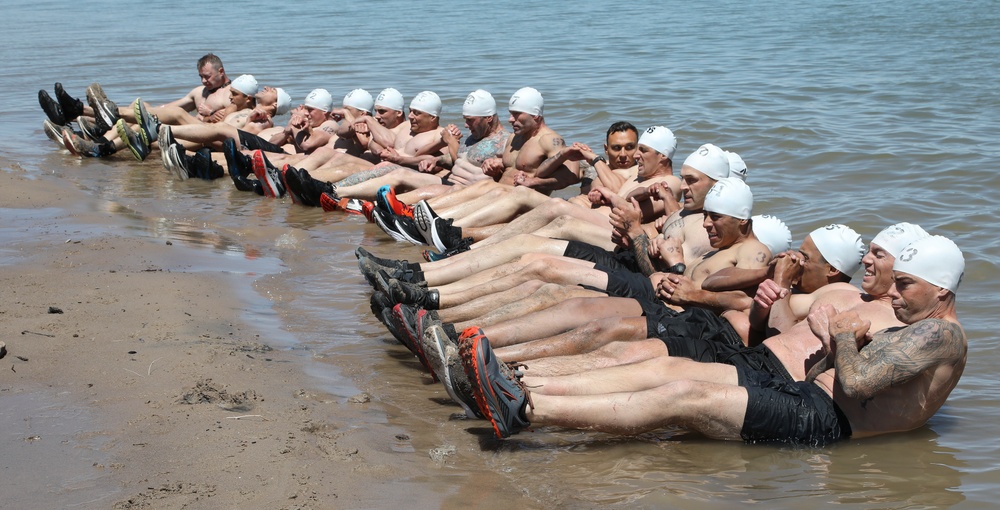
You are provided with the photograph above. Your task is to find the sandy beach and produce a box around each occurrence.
[0,168,524,509]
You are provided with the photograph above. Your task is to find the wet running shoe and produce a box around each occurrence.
[39,89,66,125]
[388,279,439,309]
[376,185,413,218]
[115,119,150,161]
[87,83,119,133]
[163,143,189,180]
[251,150,285,198]
[132,98,159,146]
[222,138,252,178]
[77,117,103,142]
[393,215,427,245]
[459,327,531,439]
[281,165,305,205]
[369,290,394,317]
[61,128,101,157]
[361,200,375,222]
[412,200,440,246]
[422,325,483,419]
[43,119,65,146]
[390,304,438,380]
[422,235,474,262]
[355,247,413,270]
[54,82,84,121]
[372,206,409,242]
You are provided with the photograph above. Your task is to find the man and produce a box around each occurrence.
[163,53,233,123]
[455,234,965,445]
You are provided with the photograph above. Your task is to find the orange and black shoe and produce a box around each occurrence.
[459,327,531,439]
[376,185,414,218]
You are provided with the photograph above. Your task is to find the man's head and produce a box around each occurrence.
[702,178,753,249]
[604,121,638,170]
[463,89,499,139]
[679,143,729,211]
[303,88,334,127]
[797,224,866,293]
[408,91,442,134]
[229,74,258,110]
[342,89,374,117]
[508,87,544,135]
[196,53,227,91]
[255,86,291,117]
[374,88,406,129]
[726,151,748,182]
[635,126,677,179]
[890,235,964,323]
[751,214,793,258]
[862,222,929,296]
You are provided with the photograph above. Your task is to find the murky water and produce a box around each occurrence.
[1,0,998,506]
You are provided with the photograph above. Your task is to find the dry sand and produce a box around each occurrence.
[0,168,520,509]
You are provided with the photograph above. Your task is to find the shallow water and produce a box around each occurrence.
[1,0,999,507]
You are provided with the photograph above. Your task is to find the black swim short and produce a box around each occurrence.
[237,130,285,153]
[598,265,658,302]
[738,366,852,446]
[562,240,639,273]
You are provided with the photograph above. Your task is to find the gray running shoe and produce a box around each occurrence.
[115,119,149,161]
[422,325,483,419]
[76,117,103,142]
[61,128,101,157]
[164,144,189,180]
[87,83,119,132]
[132,98,159,146]
[43,119,65,147]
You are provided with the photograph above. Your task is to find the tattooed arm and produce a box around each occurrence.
[533,134,581,179]
[827,312,966,400]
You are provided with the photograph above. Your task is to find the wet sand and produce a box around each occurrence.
[0,168,532,509]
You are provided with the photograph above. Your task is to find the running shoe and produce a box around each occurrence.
[61,129,101,157]
[372,206,409,242]
[38,89,66,126]
[115,119,150,161]
[390,304,438,380]
[429,217,466,252]
[459,327,532,439]
[281,165,305,205]
[251,150,285,198]
[355,247,413,270]
[132,98,159,145]
[189,148,224,180]
[421,238,473,262]
[294,168,335,207]
[54,82,84,121]
[86,83,119,133]
[319,192,341,212]
[376,185,413,218]
[388,279,439,309]
[158,126,174,170]
[369,290,394,317]
[222,138,251,178]
[393,215,428,245]
[77,117,104,142]
[163,143,189,180]
[422,325,483,419]
[43,119,65,147]
[412,200,440,245]
[361,200,375,222]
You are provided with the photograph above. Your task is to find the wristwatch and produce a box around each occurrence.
[589,155,607,166]
[667,263,686,275]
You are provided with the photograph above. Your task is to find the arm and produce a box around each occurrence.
[162,87,199,112]
[361,116,398,152]
[763,252,806,332]
[533,135,581,179]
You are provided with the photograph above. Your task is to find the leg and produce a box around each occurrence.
[494,316,650,362]
[448,283,602,327]
[469,296,643,348]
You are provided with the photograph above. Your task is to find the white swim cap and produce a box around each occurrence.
[704,177,753,219]
[304,88,333,112]
[509,87,544,116]
[375,88,405,111]
[410,91,442,117]
[809,224,866,276]
[231,74,258,96]
[895,236,964,293]
[638,126,677,160]
[726,151,748,181]
[682,143,730,181]
[343,88,374,113]
[274,87,291,115]
[463,89,496,117]
[752,214,793,256]
[871,222,930,258]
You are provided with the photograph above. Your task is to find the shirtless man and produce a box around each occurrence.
[164,53,233,123]
[454,234,966,444]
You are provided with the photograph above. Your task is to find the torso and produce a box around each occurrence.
[196,85,232,121]
[461,127,510,166]
[660,211,712,266]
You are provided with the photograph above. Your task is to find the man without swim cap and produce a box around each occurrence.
[509,87,544,116]
[638,126,677,160]
[809,224,866,276]
[895,235,965,293]
[463,89,496,117]
[704,177,752,220]
[410,91,442,117]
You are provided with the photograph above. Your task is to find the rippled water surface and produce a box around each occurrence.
[1,0,998,507]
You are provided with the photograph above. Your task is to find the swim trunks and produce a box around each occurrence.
[598,265,658,302]
[562,240,639,273]
[237,130,285,153]
[737,366,852,446]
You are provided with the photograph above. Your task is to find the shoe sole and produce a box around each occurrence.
[391,305,438,380]
[115,120,146,161]
[252,151,280,198]
[43,120,65,147]
[424,325,480,418]
[413,204,437,246]
[372,208,409,242]
[164,145,188,180]
[61,129,80,156]
[429,217,453,252]
[394,217,427,245]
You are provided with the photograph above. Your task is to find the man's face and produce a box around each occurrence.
[508,110,538,135]
[464,115,494,139]
[861,243,896,297]
[605,130,638,170]
[304,106,328,127]
[634,144,663,178]
[408,108,437,133]
[703,212,743,249]
[375,106,403,128]
[888,272,941,324]
[199,64,227,91]
[796,236,832,293]
[679,166,715,211]
[229,88,252,110]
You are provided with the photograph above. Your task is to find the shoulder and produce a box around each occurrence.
[734,239,770,267]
